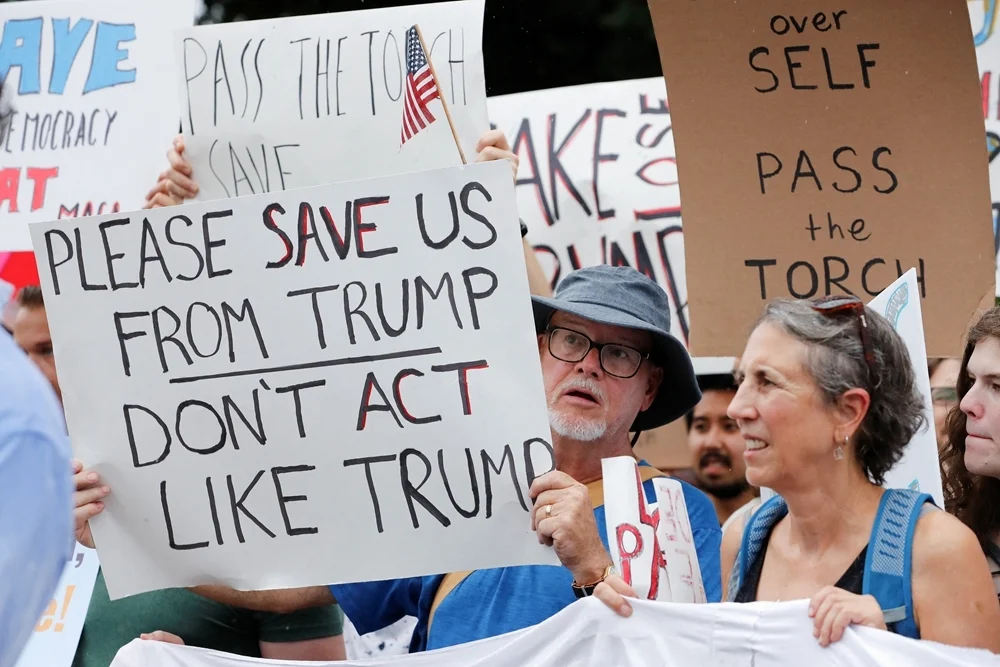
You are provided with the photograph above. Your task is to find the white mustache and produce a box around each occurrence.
[557,377,607,404]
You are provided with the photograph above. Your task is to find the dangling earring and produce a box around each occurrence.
[834,435,847,461]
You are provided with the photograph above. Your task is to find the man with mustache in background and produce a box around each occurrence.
[686,373,758,527]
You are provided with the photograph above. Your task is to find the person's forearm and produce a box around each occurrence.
[522,238,552,297]
[189,585,336,613]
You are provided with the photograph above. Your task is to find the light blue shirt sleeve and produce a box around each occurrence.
[0,330,73,667]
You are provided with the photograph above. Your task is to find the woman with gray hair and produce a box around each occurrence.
[595,295,1000,652]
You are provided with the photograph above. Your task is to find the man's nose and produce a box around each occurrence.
[576,347,603,377]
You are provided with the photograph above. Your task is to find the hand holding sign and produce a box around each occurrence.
[145,135,198,208]
[474,130,519,185]
[71,460,109,550]
[809,586,886,647]
[530,471,613,585]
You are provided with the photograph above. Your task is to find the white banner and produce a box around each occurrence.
[175,0,487,202]
[109,597,1000,667]
[867,269,945,506]
[0,0,194,251]
[13,546,99,667]
[487,78,688,345]
[28,160,557,599]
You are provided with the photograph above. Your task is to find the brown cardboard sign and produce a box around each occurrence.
[647,0,994,357]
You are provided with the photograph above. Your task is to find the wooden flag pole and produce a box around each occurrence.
[415,24,467,165]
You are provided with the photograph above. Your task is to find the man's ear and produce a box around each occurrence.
[642,365,664,411]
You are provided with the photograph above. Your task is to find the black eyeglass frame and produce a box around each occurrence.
[544,325,651,379]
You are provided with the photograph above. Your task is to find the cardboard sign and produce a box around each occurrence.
[0,0,194,251]
[971,1,1000,296]
[868,269,944,505]
[13,546,99,667]
[648,0,995,357]
[601,457,704,602]
[28,160,556,599]
[488,78,688,344]
[175,0,487,202]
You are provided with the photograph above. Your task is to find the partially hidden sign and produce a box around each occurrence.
[28,160,556,599]
[175,0,487,203]
[602,457,705,603]
[0,0,194,251]
[648,0,994,357]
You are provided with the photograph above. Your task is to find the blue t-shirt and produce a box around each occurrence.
[0,329,74,667]
[332,476,721,652]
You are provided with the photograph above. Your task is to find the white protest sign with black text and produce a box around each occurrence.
[487,78,688,344]
[29,160,556,599]
[0,0,194,250]
[867,269,943,506]
[175,0,486,202]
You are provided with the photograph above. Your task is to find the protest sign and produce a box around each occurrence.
[13,546,99,667]
[868,269,944,505]
[0,0,194,251]
[110,597,1000,667]
[488,78,688,344]
[28,159,556,599]
[175,0,487,203]
[648,0,995,357]
[971,1,1000,296]
[601,457,704,602]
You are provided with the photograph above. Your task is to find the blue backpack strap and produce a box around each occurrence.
[862,488,936,639]
[726,495,788,601]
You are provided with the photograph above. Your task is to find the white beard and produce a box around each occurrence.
[548,408,608,442]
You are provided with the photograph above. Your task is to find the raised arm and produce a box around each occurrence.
[189,584,336,614]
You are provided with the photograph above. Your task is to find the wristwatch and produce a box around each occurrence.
[520,219,528,238]
[572,564,615,598]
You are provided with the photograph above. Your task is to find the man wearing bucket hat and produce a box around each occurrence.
[73,265,722,652]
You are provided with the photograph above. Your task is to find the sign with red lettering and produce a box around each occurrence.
[488,79,688,346]
[0,0,194,251]
[28,160,557,599]
[648,0,994,356]
[602,457,704,602]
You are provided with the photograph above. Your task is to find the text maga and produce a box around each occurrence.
[29,160,556,599]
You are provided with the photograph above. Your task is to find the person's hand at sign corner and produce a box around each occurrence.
[145,134,198,208]
[72,459,109,549]
[474,129,519,184]
[140,630,186,646]
[530,471,615,592]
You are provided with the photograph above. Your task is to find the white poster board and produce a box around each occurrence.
[28,160,557,599]
[487,78,688,344]
[0,0,194,251]
[175,0,487,202]
[601,457,703,602]
[867,269,944,506]
[13,545,99,667]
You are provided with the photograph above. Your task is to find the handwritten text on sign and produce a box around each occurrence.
[29,160,555,599]
[648,0,994,356]
[0,0,193,251]
[488,78,689,345]
[175,0,487,203]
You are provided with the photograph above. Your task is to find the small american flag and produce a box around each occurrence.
[400,26,440,146]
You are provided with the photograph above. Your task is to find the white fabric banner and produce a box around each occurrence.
[28,160,556,599]
[110,597,1000,667]
[175,0,487,202]
[0,0,194,251]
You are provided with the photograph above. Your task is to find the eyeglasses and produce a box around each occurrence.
[811,295,876,385]
[931,387,958,404]
[545,326,650,379]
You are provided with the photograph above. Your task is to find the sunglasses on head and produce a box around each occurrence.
[811,295,876,386]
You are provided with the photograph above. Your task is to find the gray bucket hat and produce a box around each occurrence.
[531,264,701,432]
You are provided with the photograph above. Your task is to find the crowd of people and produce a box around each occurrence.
[3,30,1000,667]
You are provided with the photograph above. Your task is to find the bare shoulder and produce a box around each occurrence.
[720,503,754,598]
[912,508,985,570]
